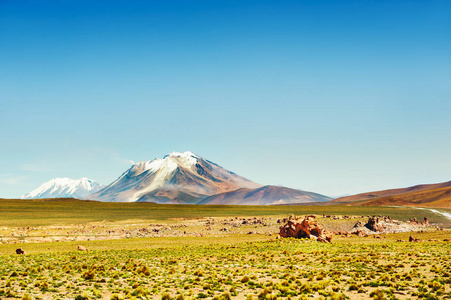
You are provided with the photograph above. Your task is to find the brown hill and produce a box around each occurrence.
[198,185,332,205]
[356,186,451,209]
[332,180,451,204]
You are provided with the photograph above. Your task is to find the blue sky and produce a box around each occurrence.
[1,0,450,198]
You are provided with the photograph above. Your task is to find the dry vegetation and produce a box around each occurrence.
[0,199,450,299]
[1,235,451,300]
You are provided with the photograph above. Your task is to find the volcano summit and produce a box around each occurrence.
[89,151,262,203]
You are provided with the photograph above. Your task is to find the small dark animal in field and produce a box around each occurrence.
[444,239,451,242]
[78,245,87,251]
[15,248,25,254]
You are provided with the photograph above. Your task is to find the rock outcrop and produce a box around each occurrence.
[279,215,332,243]
[365,216,391,232]
[352,215,431,235]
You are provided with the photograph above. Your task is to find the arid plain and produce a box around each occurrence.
[0,199,450,300]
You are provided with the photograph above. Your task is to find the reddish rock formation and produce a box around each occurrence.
[78,245,87,251]
[279,215,332,243]
[365,217,387,232]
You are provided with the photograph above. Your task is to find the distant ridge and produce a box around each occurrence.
[357,186,451,208]
[198,185,332,205]
[332,180,451,208]
[332,180,451,204]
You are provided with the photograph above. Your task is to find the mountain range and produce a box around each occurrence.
[20,151,450,208]
[21,177,103,199]
[22,151,331,205]
[89,152,331,204]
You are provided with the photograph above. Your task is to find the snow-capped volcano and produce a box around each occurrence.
[21,177,104,199]
[89,151,262,203]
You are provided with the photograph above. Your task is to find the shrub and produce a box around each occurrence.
[82,269,96,280]
[219,292,231,300]
[369,289,384,300]
[162,292,172,300]
[22,294,33,300]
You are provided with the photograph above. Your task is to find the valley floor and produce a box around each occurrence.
[0,232,450,300]
[0,201,450,299]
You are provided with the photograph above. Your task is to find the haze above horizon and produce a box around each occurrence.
[1,0,450,198]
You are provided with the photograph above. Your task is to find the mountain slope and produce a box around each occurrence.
[332,180,451,204]
[198,185,332,205]
[21,178,103,199]
[355,186,451,208]
[89,151,262,203]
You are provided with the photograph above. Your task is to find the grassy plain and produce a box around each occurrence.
[0,199,450,300]
[0,198,450,227]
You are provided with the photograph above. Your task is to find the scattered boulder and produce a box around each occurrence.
[15,248,25,254]
[279,215,332,243]
[409,218,418,224]
[354,229,365,237]
[78,245,87,251]
[409,236,421,242]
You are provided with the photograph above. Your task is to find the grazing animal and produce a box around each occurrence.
[16,248,25,254]
[78,245,87,251]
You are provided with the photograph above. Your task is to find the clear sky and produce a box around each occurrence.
[1,0,450,198]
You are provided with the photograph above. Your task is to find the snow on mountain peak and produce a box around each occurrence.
[166,151,197,158]
[91,151,261,203]
[21,177,103,199]
[129,151,199,177]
